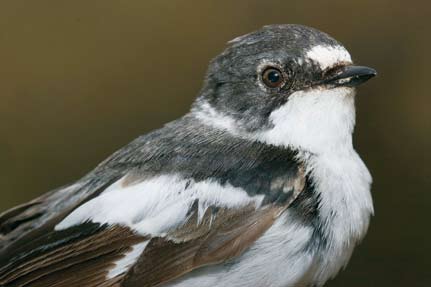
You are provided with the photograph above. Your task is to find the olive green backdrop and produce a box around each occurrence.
[0,1,429,286]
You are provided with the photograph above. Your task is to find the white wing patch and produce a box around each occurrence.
[107,241,149,279]
[55,174,264,236]
[306,45,352,70]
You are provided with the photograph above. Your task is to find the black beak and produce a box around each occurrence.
[323,65,377,87]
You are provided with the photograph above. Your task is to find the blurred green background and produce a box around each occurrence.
[0,1,429,286]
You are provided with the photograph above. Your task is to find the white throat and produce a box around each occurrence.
[257,87,356,155]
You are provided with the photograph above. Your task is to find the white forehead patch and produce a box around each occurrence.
[306,45,352,70]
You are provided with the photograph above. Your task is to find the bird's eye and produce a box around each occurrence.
[262,67,285,88]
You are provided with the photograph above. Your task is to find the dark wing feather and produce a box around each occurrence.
[0,190,58,249]
[0,207,288,287]
[0,222,147,287]
[0,205,280,287]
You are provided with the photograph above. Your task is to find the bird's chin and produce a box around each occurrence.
[255,86,356,153]
[311,85,356,97]
[332,86,356,96]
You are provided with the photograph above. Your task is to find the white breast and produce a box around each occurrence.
[304,149,373,285]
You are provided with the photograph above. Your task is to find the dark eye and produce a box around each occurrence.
[262,67,285,88]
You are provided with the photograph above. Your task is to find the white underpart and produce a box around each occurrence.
[107,241,149,279]
[56,174,264,235]
[305,149,373,285]
[306,45,352,70]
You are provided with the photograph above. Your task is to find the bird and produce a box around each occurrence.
[0,24,376,287]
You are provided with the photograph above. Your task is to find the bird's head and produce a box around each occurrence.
[193,24,376,154]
